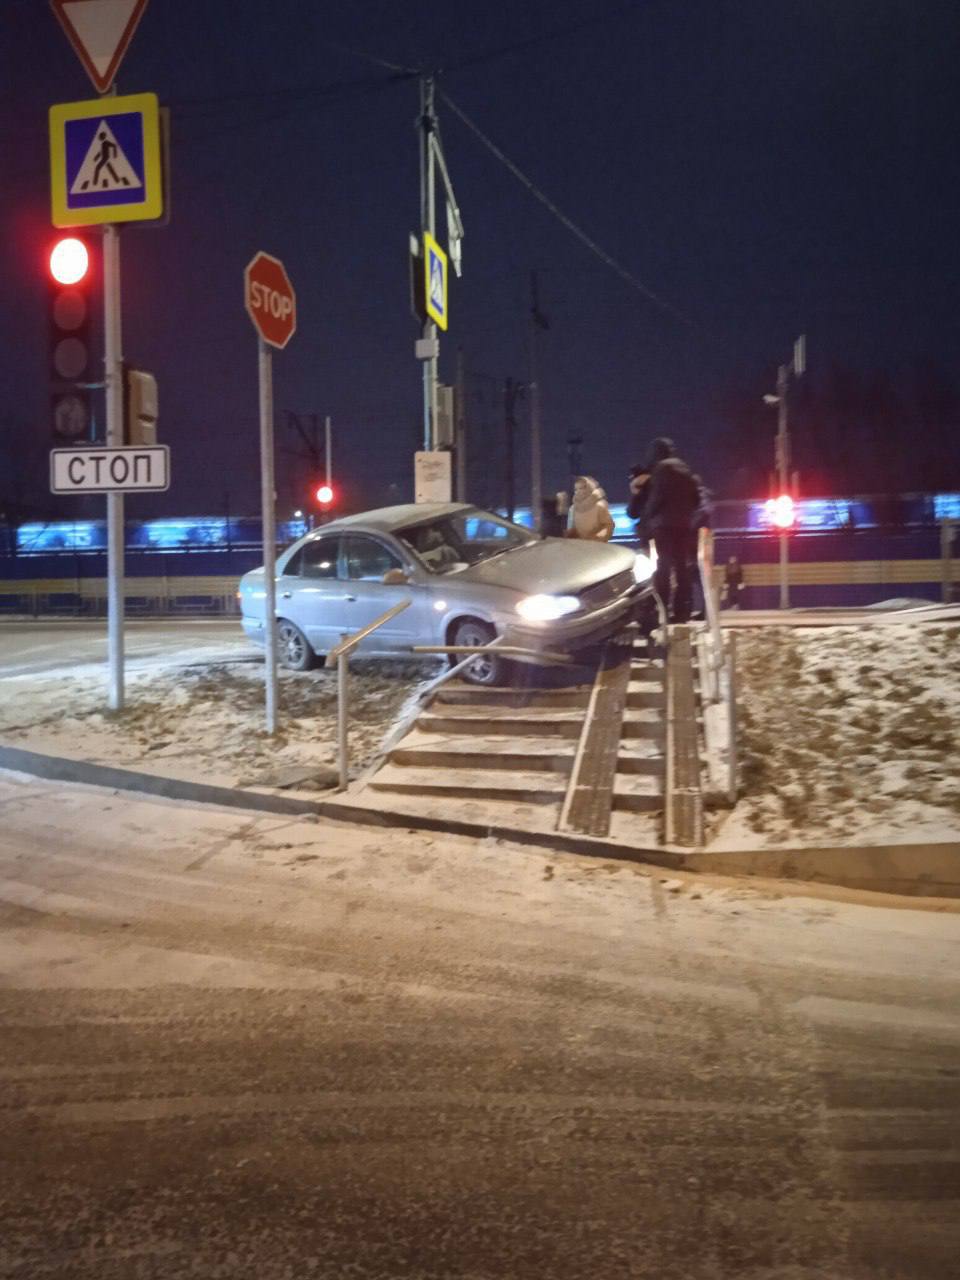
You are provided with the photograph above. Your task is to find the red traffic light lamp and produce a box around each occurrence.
[315,483,334,507]
[49,236,90,285]
[765,493,796,531]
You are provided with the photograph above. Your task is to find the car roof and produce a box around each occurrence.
[316,503,473,535]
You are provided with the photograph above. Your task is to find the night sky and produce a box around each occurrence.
[2,0,958,524]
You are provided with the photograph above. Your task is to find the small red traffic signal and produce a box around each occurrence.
[315,483,334,506]
[49,237,89,286]
[765,494,796,530]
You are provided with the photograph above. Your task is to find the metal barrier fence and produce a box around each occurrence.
[0,576,241,617]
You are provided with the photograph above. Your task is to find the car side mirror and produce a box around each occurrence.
[382,568,409,585]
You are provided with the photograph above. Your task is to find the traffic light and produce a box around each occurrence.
[315,483,334,507]
[48,236,93,443]
[765,493,797,531]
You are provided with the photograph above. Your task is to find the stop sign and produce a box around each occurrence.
[244,251,296,349]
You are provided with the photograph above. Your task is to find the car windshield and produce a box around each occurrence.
[397,509,537,574]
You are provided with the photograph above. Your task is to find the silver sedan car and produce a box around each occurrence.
[239,503,652,684]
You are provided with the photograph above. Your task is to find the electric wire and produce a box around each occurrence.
[437,89,703,334]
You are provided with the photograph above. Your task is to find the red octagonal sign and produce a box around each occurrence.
[244,251,296,349]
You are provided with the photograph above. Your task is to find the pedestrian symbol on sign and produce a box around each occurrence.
[70,121,141,194]
[423,232,448,331]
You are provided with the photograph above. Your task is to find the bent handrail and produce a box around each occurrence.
[328,599,412,791]
[326,599,411,664]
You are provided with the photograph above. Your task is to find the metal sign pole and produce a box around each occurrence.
[103,223,125,710]
[258,338,278,734]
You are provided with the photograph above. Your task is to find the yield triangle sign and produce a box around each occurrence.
[50,0,150,95]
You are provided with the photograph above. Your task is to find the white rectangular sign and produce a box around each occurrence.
[414,450,451,503]
[50,446,170,494]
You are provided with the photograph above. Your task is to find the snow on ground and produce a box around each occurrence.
[710,621,960,849]
[0,648,441,792]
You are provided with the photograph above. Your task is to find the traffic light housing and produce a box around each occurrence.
[48,236,93,443]
[125,367,158,445]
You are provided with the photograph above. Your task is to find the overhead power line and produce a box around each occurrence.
[440,1,645,74]
[438,89,702,334]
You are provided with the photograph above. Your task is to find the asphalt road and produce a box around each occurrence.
[0,619,249,679]
[0,772,957,1279]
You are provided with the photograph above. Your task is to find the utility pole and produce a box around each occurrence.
[415,77,464,464]
[418,76,438,453]
[529,271,550,531]
[455,346,467,501]
[504,377,524,521]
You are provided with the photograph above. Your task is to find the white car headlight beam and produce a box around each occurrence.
[633,547,658,583]
[515,594,580,623]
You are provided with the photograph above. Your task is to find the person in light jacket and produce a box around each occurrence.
[566,476,615,541]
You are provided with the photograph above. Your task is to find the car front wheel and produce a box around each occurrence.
[451,618,502,687]
[276,619,316,671]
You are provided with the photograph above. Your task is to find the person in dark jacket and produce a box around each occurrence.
[626,464,651,537]
[640,437,704,624]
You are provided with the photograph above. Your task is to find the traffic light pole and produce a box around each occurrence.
[776,362,790,611]
[103,223,125,710]
[258,339,278,734]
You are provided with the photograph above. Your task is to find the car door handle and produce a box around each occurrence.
[281,591,292,599]
[341,594,357,602]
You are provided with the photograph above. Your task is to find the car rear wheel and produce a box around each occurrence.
[277,619,316,671]
[451,618,501,687]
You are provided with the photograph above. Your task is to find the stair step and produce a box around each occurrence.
[436,686,591,709]
[418,710,583,739]
[389,733,575,773]
[369,764,566,805]
[625,687,666,709]
[612,774,665,813]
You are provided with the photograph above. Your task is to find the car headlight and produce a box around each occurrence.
[515,594,580,622]
[633,549,658,582]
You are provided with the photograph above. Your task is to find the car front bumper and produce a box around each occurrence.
[499,584,648,660]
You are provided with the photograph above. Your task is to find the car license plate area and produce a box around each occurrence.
[580,569,634,610]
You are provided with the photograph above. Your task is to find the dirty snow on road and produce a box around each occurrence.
[715,622,960,848]
[0,771,958,1278]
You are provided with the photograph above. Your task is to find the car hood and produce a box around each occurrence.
[450,538,636,596]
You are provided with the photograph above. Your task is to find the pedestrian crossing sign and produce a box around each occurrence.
[423,231,448,331]
[49,92,163,227]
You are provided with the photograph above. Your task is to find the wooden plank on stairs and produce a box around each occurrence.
[558,649,632,838]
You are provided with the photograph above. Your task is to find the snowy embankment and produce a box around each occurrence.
[0,650,438,792]
[711,622,960,849]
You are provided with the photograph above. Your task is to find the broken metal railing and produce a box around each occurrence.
[325,600,411,790]
[693,528,739,808]
[696,527,725,704]
[328,618,574,793]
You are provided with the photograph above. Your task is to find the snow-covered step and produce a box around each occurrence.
[435,685,591,709]
[417,706,584,739]
[389,732,575,773]
[368,764,567,804]
[612,774,664,813]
